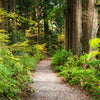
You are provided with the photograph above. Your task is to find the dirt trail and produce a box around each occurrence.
[26,58,92,100]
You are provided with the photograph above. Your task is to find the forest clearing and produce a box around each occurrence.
[0,0,100,100]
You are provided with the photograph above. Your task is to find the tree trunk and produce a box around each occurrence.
[65,0,82,56]
[43,10,49,45]
[43,0,49,46]
[82,0,98,53]
[8,0,17,43]
[2,0,8,33]
[36,0,40,44]
[64,0,69,51]
[0,0,4,31]
[72,0,82,56]
[44,13,49,42]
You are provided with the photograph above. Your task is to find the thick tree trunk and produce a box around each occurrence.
[65,0,82,56]
[72,0,82,55]
[82,0,98,53]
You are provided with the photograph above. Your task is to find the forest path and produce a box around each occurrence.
[26,58,92,100]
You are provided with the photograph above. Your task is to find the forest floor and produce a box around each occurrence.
[23,58,93,100]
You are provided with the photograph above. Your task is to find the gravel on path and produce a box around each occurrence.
[25,58,92,100]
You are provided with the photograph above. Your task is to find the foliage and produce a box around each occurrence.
[33,44,47,62]
[47,31,60,56]
[89,38,100,57]
[10,40,47,62]
[0,48,35,99]
[52,49,100,100]
[0,33,38,100]
[51,49,72,66]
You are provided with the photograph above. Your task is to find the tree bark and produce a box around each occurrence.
[64,0,68,51]
[36,0,41,44]
[82,0,98,53]
[8,0,17,43]
[44,12,49,42]
[43,12,49,45]
[0,0,4,31]
[65,0,82,56]
[43,0,49,46]
[72,0,82,55]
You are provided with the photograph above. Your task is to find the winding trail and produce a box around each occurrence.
[27,58,92,100]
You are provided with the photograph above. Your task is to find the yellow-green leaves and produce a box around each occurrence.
[89,38,100,57]
[89,38,100,49]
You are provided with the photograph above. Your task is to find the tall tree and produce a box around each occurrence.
[35,0,41,44]
[64,0,68,51]
[82,0,98,53]
[43,0,49,44]
[0,0,4,31]
[65,0,82,56]
[8,0,17,43]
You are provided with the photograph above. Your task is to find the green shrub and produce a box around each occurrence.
[52,50,100,100]
[0,48,35,100]
[52,65,66,72]
[20,54,37,71]
[51,49,72,66]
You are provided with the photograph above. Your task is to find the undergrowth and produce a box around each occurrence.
[51,49,100,100]
[0,33,47,100]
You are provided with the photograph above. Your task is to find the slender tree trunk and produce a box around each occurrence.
[36,0,40,44]
[2,0,8,33]
[64,0,68,51]
[43,9,49,44]
[8,0,17,43]
[43,0,49,45]
[0,0,4,31]
[37,20,40,44]
[82,0,98,53]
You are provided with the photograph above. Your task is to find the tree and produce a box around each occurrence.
[0,0,4,31]
[8,0,17,43]
[64,0,68,51]
[43,0,49,44]
[82,0,98,53]
[64,0,82,56]
[35,0,41,44]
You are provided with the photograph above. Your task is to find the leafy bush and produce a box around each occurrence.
[52,65,66,72]
[19,54,37,71]
[52,50,100,100]
[0,33,47,100]
[0,47,35,100]
[51,49,72,66]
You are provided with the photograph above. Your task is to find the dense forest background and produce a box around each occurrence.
[0,0,100,100]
